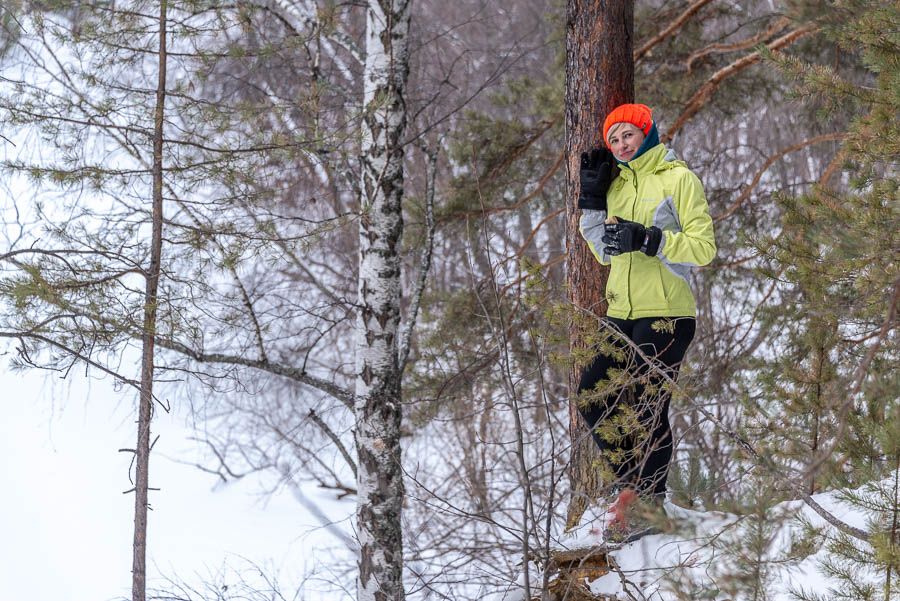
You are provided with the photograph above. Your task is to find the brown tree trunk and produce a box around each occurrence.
[564,0,634,529]
[133,2,167,600]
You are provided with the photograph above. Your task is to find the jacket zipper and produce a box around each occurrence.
[626,165,638,318]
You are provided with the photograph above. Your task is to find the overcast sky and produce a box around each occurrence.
[1,368,354,601]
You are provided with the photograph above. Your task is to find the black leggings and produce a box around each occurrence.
[577,316,696,498]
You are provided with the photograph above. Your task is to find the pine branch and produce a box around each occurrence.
[241,0,363,64]
[663,24,819,143]
[801,277,900,487]
[498,254,564,300]
[713,133,846,222]
[0,329,140,391]
[2,248,355,410]
[818,149,846,187]
[439,145,563,222]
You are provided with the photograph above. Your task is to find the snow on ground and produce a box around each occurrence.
[2,360,883,601]
[0,368,356,601]
[528,489,875,601]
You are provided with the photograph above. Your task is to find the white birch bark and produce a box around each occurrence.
[355,1,411,601]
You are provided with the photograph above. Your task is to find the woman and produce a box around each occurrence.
[576,103,716,542]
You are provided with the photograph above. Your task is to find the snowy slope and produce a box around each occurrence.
[495,489,875,601]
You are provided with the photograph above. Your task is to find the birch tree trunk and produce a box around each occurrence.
[564,0,633,528]
[355,1,411,600]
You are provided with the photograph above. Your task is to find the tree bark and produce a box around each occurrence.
[355,1,410,600]
[132,3,167,600]
[564,0,634,528]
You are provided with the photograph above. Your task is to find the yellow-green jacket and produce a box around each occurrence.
[579,143,716,319]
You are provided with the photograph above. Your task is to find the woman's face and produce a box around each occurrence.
[607,123,646,162]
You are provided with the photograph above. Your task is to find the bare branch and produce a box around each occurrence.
[713,133,845,222]
[185,436,257,482]
[472,149,537,598]
[281,468,358,552]
[439,145,564,223]
[663,25,819,143]
[152,336,354,409]
[685,17,790,73]
[308,408,357,479]
[0,4,27,34]
[400,142,439,374]
[634,0,715,64]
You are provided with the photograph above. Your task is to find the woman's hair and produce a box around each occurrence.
[603,103,653,145]
[606,121,642,141]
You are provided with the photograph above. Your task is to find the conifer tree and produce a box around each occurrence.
[0,1,363,596]
[762,1,898,597]
[693,1,900,598]
[0,2,436,599]
[0,3,176,599]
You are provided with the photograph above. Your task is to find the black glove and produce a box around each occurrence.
[578,147,615,211]
[602,217,663,257]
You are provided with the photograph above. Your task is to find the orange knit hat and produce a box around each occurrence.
[603,103,653,146]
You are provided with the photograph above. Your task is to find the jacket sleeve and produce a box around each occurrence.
[658,169,716,267]
[579,209,611,266]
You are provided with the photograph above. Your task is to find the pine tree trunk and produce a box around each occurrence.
[355,1,410,600]
[564,0,634,528]
[132,5,167,600]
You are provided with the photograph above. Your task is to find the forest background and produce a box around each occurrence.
[0,0,897,600]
